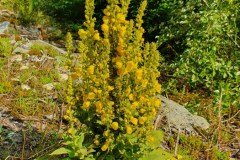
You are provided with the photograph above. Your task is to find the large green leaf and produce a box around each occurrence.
[49,147,70,155]
[140,149,176,160]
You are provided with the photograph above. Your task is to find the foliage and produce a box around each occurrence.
[0,38,11,57]
[167,134,230,160]
[36,0,85,23]
[158,0,240,113]
[59,0,168,159]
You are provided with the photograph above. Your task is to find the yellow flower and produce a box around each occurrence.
[126,126,133,134]
[73,118,77,122]
[102,24,109,33]
[116,61,123,69]
[75,67,82,76]
[139,96,146,102]
[83,101,90,109]
[103,16,109,24]
[103,39,109,46]
[116,45,124,56]
[95,101,103,110]
[151,108,156,116]
[83,94,88,102]
[97,90,102,95]
[155,83,161,93]
[116,13,125,22]
[154,98,161,107]
[118,26,126,36]
[107,86,114,91]
[67,128,74,134]
[147,136,155,143]
[112,26,117,31]
[111,122,119,130]
[118,37,124,45]
[138,117,147,124]
[111,18,116,23]
[117,68,126,76]
[126,61,136,72]
[130,117,138,125]
[94,139,100,146]
[135,69,143,80]
[124,20,129,25]
[94,32,100,41]
[101,142,109,151]
[103,130,109,137]
[88,92,96,100]
[103,9,110,16]
[141,79,148,88]
[131,102,139,109]
[78,29,87,39]
[87,65,95,74]
[107,101,114,106]
[177,154,183,159]
[126,87,131,94]
[93,88,98,93]
[128,94,134,101]
[140,108,146,113]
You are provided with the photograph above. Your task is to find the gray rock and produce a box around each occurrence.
[0,21,10,34]
[156,95,210,134]
[12,47,30,54]
[10,54,23,62]
[31,40,67,55]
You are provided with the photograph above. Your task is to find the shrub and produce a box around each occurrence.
[62,0,162,159]
[158,0,240,114]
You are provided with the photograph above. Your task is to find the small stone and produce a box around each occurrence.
[59,74,68,82]
[21,84,31,90]
[11,78,20,82]
[44,114,54,120]
[20,65,29,70]
[10,54,23,62]
[10,39,16,45]
[43,83,55,91]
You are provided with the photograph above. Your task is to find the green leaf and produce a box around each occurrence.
[140,149,176,160]
[49,147,71,156]
[150,130,164,147]
[76,133,84,147]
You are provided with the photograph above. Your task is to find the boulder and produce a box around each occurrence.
[31,40,67,55]
[156,95,210,134]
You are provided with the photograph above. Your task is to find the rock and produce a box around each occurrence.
[0,21,10,34]
[20,65,29,70]
[156,95,210,134]
[59,73,68,82]
[11,78,20,82]
[31,40,67,54]
[0,10,16,18]
[43,83,56,91]
[12,47,29,54]
[21,84,31,90]
[44,114,54,120]
[47,27,63,40]
[10,39,16,45]
[10,54,23,62]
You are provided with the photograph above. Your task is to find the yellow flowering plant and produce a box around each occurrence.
[63,0,163,159]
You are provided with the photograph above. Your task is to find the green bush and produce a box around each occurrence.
[157,0,240,114]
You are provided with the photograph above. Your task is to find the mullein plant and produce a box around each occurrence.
[64,0,161,159]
